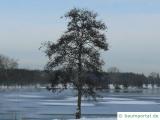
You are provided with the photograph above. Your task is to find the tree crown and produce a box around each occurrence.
[42,8,109,97]
[44,8,108,72]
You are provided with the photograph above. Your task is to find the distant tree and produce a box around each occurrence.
[148,72,160,88]
[120,73,129,89]
[109,73,121,90]
[0,54,18,81]
[136,74,145,88]
[107,67,120,73]
[108,67,120,90]
[148,72,158,88]
[156,74,160,87]
[0,69,50,86]
[42,8,108,119]
[0,54,18,69]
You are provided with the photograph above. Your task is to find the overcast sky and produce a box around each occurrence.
[0,0,160,75]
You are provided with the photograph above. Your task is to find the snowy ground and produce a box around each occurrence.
[1,87,160,120]
[54,117,116,120]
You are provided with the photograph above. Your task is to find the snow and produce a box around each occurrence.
[53,118,116,120]
[5,94,44,98]
[6,99,23,102]
[1,88,160,119]
[98,97,134,101]
[66,96,134,101]
[43,98,77,102]
[38,102,94,106]
[18,95,44,98]
[100,100,158,104]
[60,117,116,120]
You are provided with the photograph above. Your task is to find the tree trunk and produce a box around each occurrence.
[76,88,82,119]
[76,35,83,119]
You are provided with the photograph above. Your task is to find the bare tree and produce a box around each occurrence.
[0,54,18,69]
[148,72,159,88]
[42,8,108,119]
[107,67,120,89]
[107,67,120,73]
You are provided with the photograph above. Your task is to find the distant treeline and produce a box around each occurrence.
[0,68,160,89]
[0,69,50,86]
[107,72,160,89]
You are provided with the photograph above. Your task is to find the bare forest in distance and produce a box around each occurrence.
[0,54,159,89]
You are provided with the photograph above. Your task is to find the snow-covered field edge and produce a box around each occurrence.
[54,117,116,120]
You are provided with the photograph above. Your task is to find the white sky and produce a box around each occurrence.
[0,0,160,75]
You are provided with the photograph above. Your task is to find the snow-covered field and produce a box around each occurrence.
[54,117,116,120]
[1,87,160,120]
